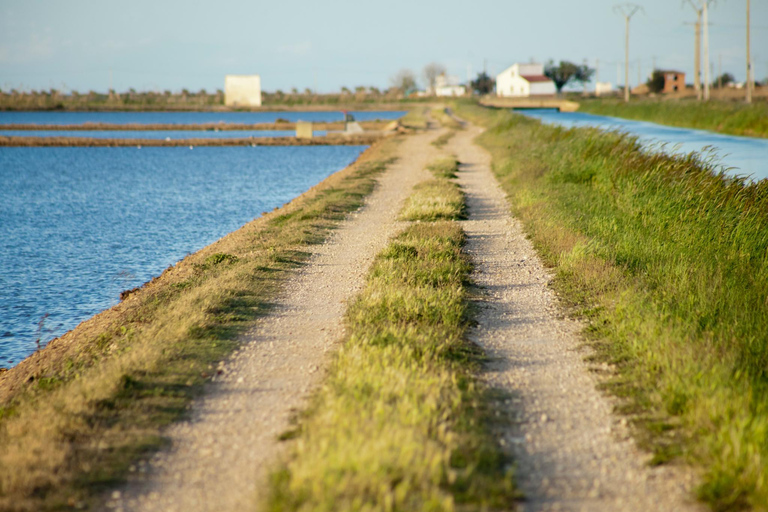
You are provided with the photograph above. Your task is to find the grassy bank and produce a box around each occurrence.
[456,100,768,511]
[266,159,514,511]
[579,98,768,138]
[0,137,399,511]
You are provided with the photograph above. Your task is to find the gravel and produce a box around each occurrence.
[113,130,442,512]
[451,126,704,512]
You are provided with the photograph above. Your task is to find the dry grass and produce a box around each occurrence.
[0,135,402,511]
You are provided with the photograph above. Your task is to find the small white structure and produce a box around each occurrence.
[225,75,262,107]
[496,63,556,97]
[595,82,613,96]
[434,74,466,97]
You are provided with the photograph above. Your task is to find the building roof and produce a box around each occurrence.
[521,75,552,83]
[659,70,684,75]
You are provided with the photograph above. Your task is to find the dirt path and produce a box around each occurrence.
[449,126,704,511]
[113,129,443,512]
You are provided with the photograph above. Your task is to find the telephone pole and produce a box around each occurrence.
[747,0,752,103]
[703,0,711,100]
[684,0,703,99]
[615,3,642,102]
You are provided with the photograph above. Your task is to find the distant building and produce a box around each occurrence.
[434,74,466,97]
[225,75,262,107]
[660,70,685,93]
[595,82,613,96]
[496,63,556,97]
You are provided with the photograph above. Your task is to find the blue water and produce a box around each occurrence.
[0,110,406,126]
[0,145,366,366]
[520,110,768,181]
[0,130,326,139]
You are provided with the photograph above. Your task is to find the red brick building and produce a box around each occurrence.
[661,70,685,93]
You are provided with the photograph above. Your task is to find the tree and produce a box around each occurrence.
[544,60,595,93]
[423,62,446,93]
[647,70,665,93]
[390,69,417,94]
[713,72,734,88]
[470,72,495,95]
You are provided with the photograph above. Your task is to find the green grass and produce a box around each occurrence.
[0,139,400,512]
[455,100,768,511]
[266,218,516,511]
[579,98,768,138]
[400,158,465,222]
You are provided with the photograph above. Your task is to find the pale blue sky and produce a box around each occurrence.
[1,0,764,93]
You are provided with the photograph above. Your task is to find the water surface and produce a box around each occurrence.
[0,129,325,139]
[520,110,768,181]
[0,110,405,126]
[0,145,366,366]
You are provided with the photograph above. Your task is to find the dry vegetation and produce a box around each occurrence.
[0,135,401,511]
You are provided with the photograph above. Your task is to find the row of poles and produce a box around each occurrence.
[616,0,754,103]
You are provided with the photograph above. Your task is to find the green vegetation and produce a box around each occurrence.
[400,107,430,130]
[0,139,400,512]
[0,88,429,111]
[399,157,464,222]
[455,100,768,511]
[579,98,768,138]
[266,179,515,510]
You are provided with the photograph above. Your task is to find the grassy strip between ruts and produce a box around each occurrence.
[266,165,515,511]
[455,100,768,511]
[400,157,465,222]
[0,135,400,512]
[578,98,768,138]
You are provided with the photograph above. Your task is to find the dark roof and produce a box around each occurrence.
[521,75,553,83]
[659,70,685,75]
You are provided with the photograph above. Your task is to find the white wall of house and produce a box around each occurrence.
[225,75,262,107]
[529,81,556,95]
[496,63,555,97]
[436,85,466,97]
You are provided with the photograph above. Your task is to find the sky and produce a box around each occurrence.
[1,0,765,94]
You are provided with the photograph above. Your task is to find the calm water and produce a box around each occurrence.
[520,110,768,181]
[0,110,406,125]
[0,129,326,139]
[0,145,366,366]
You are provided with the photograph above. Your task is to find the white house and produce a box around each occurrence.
[225,75,262,107]
[434,74,466,97]
[495,63,556,97]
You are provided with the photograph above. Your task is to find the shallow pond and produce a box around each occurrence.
[0,145,366,366]
[0,110,406,126]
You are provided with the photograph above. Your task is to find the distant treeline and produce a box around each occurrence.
[0,87,423,111]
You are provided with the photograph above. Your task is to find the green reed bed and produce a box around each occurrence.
[579,98,768,138]
[456,101,768,511]
[266,172,514,511]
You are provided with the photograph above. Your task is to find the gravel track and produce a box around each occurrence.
[450,126,704,512]
[112,129,442,512]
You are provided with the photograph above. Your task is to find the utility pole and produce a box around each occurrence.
[615,3,642,102]
[703,0,711,100]
[718,54,722,91]
[685,0,703,100]
[747,0,752,103]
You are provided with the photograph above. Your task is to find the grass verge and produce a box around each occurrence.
[579,98,768,138]
[456,99,768,511]
[0,137,400,512]
[265,172,515,511]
